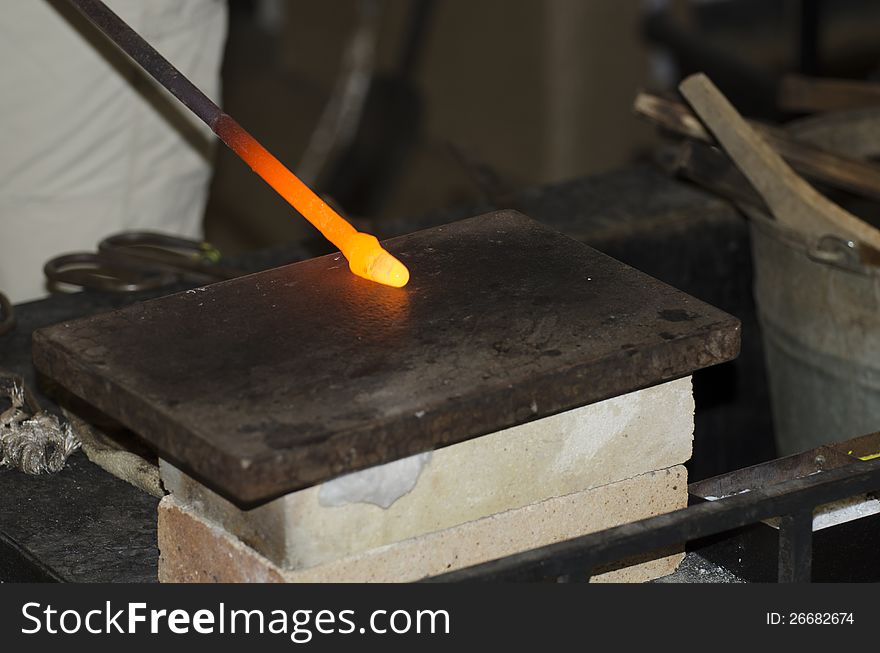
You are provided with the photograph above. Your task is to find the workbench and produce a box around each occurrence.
[0,165,764,582]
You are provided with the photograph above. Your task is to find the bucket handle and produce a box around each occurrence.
[807,235,868,274]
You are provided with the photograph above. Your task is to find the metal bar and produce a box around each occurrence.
[426,457,880,582]
[657,140,768,211]
[66,0,221,127]
[777,509,813,583]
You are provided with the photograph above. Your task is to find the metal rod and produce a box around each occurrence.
[426,456,880,582]
[65,0,411,288]
[777,509,813,582]
[798,0,823,76]
[66,0,222,128]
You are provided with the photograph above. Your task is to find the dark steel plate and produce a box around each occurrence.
[33,211,740,505]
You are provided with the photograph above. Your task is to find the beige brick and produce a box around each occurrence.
[161,377,693,569]
[159,465,687,583]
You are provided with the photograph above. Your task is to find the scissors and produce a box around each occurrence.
[0,292,14,336]
[44,232,244,293]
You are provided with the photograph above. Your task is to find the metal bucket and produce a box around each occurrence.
[750,212,880,455]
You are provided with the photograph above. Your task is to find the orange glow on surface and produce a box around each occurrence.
[215,115,409,288]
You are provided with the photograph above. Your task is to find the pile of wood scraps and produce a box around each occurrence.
[635,73,880,264]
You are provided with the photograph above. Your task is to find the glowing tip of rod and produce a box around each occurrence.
[366,249,410,288]
[344,233,410,288]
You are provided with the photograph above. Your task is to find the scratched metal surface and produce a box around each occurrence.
[32,211,740,505]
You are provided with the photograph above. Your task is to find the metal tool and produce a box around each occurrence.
[65,0,409,288]
[44,231,242,293]
[32,211,741,505]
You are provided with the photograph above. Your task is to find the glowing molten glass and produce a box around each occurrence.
[215,115,409,288]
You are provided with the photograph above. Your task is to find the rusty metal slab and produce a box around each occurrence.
[32,211,740,505]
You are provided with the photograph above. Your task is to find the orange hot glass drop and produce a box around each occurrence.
[215,115,409,288]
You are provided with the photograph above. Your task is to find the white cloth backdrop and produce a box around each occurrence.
[0,0,227,302]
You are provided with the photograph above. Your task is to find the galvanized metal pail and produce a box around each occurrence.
[750,212,880,455]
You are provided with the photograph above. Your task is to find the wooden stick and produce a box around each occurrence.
[635,91,880,203]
